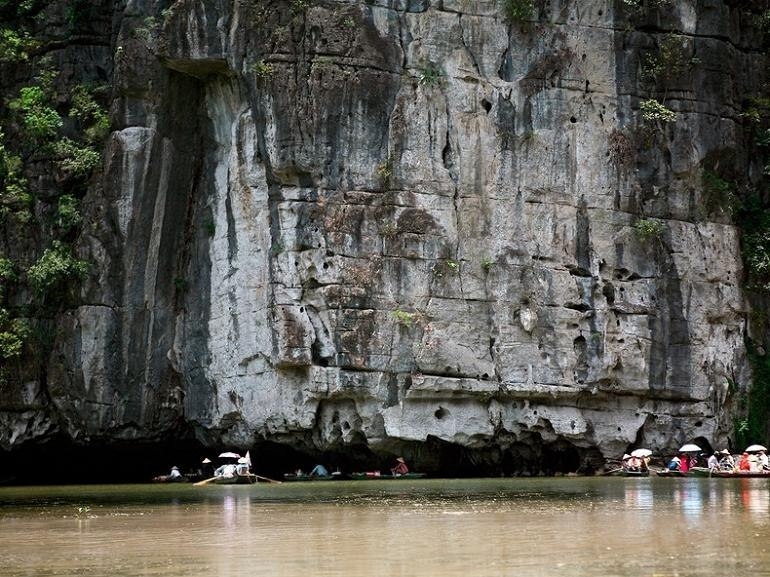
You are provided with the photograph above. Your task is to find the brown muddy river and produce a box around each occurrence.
[0,477,769,576]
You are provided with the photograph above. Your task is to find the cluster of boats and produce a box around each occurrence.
[615,443,770,478]
[282,471,426,482]
[655,468,770,478]
[154,452,425,485]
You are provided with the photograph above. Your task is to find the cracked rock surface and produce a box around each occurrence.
[2,0,763,473]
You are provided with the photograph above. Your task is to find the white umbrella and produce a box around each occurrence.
[631,448,652,458]
[218,451,241,459]
[745,444,768,453]
[678,444,702,453]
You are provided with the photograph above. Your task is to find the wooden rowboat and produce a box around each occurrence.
[348,472,426,480]
[213,473,257,485]
[621,469,650,477]
[655,467,767,478]
[655,469,688,477]
[282,472,348,482]
[711,470,770,478]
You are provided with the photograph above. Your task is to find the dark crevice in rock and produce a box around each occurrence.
[497,39,513,82]
[602,282,616,305]
[575,196,591,273]
[566,265,592,277]
[385,373,400,408]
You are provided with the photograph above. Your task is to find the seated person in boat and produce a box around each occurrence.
[153,465,185,482]
[391,457,409,476]
[707,453,719,471]
[236,458,250,475]
[718,450,735,470]
[759,451,769,470]
[738,453,751,472]
[214,463,238,479]
[667,456,681,471]
[309,464,330,478]
[621,454,632,471]
[624,455,644,472]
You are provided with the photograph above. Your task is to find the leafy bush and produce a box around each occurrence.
[419,64,442,86]
[2,0,39,16]
[27,241,89,294]
[739,196,770,291]
[0,257,16,282]
[132,16,159,47]
[53,138,101,177]
[633,218,665,240]
[0,330,23,359]
[9,86,62,141]
[0,310,29,360]
[69,85,109,143]
[251,60,274,78]
[56,195,82,230]
[640,98,676,123]
[502,0,534,22]
[392,309,417,327]
[0,28,38,63]
[642,33,694,90]
[0,146,32,222]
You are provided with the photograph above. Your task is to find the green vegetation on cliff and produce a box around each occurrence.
[0,3,108,375]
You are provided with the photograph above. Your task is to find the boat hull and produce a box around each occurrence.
[282,473,348,482]
[655,469,688,477]
[655,467,768,478]
[348,472,426,480]
[214,474,257,485]
[712,470,770,478]
[152,475,189,483]
[621,469,649,477]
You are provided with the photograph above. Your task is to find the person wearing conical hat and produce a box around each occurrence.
[718,450,735,471]
[759,450,769,471]
[391,457,409,476]
[236,457,250,476]
[667,456,681,471]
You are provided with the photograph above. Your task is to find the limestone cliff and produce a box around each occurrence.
[1,0,767,475]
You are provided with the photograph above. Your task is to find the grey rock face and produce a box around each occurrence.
[9,0,761,471]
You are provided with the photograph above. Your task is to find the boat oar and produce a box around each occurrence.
[602,467,622,476]
[255,474,282,484]
[193,476,219,487]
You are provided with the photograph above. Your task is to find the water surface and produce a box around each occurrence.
[0,477,768,576]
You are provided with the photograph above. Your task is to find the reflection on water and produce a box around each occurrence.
[622,477,770,523]
[1,478,770,576]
